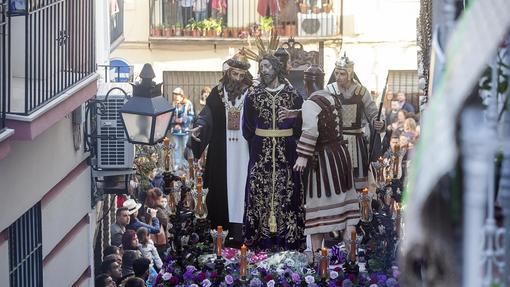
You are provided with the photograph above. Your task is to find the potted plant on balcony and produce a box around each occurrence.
[163,24,172,37]
[174,23,182,36]
[260,17,273,37]
[212,18,223,37]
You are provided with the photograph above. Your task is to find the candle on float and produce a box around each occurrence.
[163,137,170,171]
[216,226,223,257]
[350,230,356,262]
[320,247,328,278]
[188,157,194,179]
[395,203,401,237]
[196,183,204,217]
[240,244,248,277]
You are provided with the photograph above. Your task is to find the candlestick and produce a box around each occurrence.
[395,203,401,237]
[195,183,205,217]
[320,247,328,279]
[350,230,356,262]
[240,244,248,278]
[188,157,195,180]
[216,226,223,257]
[163,137,170,171]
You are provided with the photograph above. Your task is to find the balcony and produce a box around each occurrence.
[7,0,96,116]
[149,0,341,44]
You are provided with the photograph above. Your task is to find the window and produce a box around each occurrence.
[8,202,43,287]
[386,69,420,111]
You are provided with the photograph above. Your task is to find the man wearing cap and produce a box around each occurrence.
[190,50,253,244]
[326,54,385,190]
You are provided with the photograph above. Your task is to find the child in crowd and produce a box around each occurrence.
[137,227,163,270]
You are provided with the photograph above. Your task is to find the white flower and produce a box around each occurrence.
[330,270,339,279]
[369,285,378,287]
[162,272,172,281]
[305,275,315,284]
[267,279,275,287]
[202,279,212,287]
[190,285,199,287]
[276,268,285,276]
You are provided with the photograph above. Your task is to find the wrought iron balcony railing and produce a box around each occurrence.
[0,0,7,130]
[149,0,340,39]
[7,0,95,116]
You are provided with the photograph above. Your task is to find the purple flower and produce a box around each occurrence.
[250,278,263,287]
[328,282,337,287]
[267,279,275,287]
[386,278,398,287]
[162,272,172,281]
[376,274,387,284]
[291,273,301,283]
[330,271,339,280]
[225,275,234,285]
[201,279,212,287]
[186,265,198,273]
[184,270,194,281]
[342,279,353,287]
[305,275,315,284]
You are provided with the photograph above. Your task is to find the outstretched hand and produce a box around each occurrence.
[278,108,299,122]
[189,126,202,142]
[293,156,308,173]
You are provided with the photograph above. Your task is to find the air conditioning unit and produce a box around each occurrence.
[297,12,337,37]
[96,92,134,170]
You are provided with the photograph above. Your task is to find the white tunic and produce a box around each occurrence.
[224,89,250,223]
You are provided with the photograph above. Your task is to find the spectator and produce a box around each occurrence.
[121,230,142,277]
[104,245,121,257]
[124,199,161,235]
[111,207,130,247]
[197,86,211,113]
[101,258,122,285]
[95,274,116,287]
[403,117,418,140]
[170,87,195,169]
[144,188,169,252]
[137,227,163,270]
[193,0,208,21]
[386,99,401,130]
[104,253,122,266]
[390,110,407,133]
[124,277,146,287]
[180,0,195,27]
[132,257,152,280]
[396,91,416,113]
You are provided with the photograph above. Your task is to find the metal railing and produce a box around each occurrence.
[7,0,95,115]
[0,0,7,130]
[149,0,340,39]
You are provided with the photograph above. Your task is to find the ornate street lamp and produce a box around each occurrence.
[120,63,174,145]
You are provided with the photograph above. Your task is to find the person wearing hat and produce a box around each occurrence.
[190,50,253,245]
[170,86,195,170]
[124,199,161,235]
[325,53,385,191]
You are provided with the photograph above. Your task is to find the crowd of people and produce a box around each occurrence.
[95,47,420,286]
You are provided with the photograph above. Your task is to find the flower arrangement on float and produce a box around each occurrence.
[151,247,400,287]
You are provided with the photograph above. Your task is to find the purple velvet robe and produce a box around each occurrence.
[242,83,305,250]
